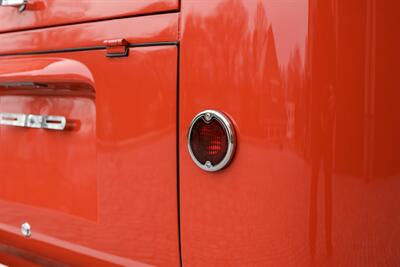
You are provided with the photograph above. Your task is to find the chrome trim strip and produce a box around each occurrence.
[0,0,27,12]
[0,112,66,131]
[187,110,236,172]
[0,0,27,6]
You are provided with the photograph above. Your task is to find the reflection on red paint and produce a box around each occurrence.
[181,0,400,266]
[0,0,179,33]
[0,47,180,266]
[0,94,97,220]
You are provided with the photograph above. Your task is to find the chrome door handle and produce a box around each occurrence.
[0,0,28,12]
[0,112,66,131]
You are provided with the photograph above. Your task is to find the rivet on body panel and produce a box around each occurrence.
[21,222,31,238]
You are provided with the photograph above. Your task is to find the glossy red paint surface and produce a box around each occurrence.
[0,0,399,266]
[0,0,179,33]
[0,13,179,55]
[180,0,400,266]
[0,48,179,266]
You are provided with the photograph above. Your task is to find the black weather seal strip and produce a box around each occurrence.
[0,46,104,57]
[0,41,179,57]
[176,42,183,267]
[128,41,179,48]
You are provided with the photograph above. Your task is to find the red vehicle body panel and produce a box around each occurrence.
[0,13,179,55]
[180,0,400,266]
[0,0,399,266]
[0,15,180,266]
[0,0,179,33]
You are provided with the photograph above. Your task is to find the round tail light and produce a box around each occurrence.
[188,110,236,172]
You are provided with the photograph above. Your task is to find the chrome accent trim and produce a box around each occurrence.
[0,112,66,131]
[187,110,236,172]
[0,0,27,12]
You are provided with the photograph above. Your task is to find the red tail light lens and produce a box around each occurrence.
[188,110,236,172]
[190,119,228,165]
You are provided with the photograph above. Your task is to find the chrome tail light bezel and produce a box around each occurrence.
[187,110,236,172]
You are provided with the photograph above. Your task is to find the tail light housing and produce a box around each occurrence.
[188,110,236,172]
